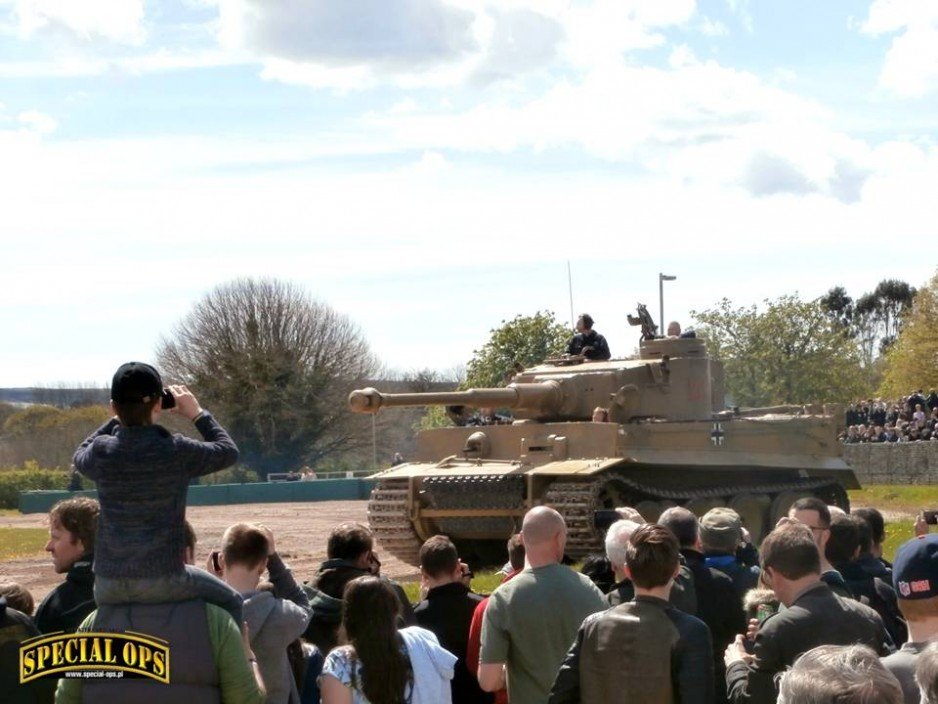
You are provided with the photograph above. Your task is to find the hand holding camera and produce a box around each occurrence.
[164,384,204,421]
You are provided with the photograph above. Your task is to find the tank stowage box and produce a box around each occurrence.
[350,316,856,565]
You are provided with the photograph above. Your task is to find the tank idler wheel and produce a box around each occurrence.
[728,493,772,545]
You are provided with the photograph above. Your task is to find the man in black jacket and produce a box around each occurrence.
[725,522,892,704]
[414,535,492,704]
[661,506,745,704]
[827,514,906,646]
[566,314,611,361]
[34,497,98,635]
[549,524,713,704]
[303,522,415,654]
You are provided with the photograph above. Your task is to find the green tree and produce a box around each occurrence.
[464,311,570,388]
[1,404,111,469]
[692,294,869,407]
[880,270,938,397]
[157,278,380,477]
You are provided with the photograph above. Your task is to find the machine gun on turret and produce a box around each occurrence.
[627,303,659,341]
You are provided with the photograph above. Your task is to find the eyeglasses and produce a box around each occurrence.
[805,525,829,533]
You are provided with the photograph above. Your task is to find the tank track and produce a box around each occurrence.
[367,478,422,565]
[544,473,845,559]
[422,474,525,536]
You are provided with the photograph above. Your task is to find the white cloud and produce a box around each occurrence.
[217,0,476,66]
[725,0,753,33]
[698,16,729,37]
[861,0,938,98]
[1,106,936,384]
[364,56,874,202]
[14,0,145,44]
[17,109,56,133]
[470,8,564,84]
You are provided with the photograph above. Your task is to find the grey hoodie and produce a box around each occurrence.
[243,555,312,704]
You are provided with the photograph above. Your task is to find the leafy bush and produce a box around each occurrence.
[199,465,261,485]
[0,462,72,509]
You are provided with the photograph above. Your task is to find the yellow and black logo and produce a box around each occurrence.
[20,631,170,683]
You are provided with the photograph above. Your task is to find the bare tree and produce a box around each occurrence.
[156,278,380,477]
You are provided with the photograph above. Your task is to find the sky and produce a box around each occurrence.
[1,0,937,387]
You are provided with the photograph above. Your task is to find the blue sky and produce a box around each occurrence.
[1,0,937,387]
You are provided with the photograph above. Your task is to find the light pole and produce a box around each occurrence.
[659,273,676,335]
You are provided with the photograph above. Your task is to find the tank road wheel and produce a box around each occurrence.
[684,496,728,518]
[769,490,815,527]
[633,499,677,524]
[728,494,772,545]
[367,479,423,566]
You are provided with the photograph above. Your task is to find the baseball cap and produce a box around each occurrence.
[699,507,742,553]
[893,534,938,599]
[111,362,163,404]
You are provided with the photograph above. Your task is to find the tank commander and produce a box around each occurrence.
[566,314,611,360]
[668,320,697,339]
[592,407,609,422]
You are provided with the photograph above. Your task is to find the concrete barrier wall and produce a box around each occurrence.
[844,442,938,485]
[19,478,378,514]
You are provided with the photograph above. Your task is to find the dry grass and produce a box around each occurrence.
[0,527,47,560]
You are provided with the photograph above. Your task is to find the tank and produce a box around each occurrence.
[349,307,858,566]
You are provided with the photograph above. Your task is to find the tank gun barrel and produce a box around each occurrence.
[349,382,563,414]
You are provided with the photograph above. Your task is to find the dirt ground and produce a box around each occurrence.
[0,500,421,604]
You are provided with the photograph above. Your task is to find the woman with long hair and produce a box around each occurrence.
[319,575,456,704]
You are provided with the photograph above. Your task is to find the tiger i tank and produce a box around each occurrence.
[349,307,857,565]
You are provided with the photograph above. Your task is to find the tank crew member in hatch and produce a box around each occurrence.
[567,314,611,361]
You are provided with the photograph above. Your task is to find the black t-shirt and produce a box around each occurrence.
[566,330,611,360]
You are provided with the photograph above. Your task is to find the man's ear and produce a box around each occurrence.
[673,563,681,579]
[623,565,633,581]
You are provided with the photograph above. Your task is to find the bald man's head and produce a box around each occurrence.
[522,506,566,545]
[659,506,699,549]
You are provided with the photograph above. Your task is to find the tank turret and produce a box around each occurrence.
[350,336,724,423]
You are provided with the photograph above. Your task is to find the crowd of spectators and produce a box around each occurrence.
[7,493,938,703]
[841,389,938,443]
[6,359,938,703]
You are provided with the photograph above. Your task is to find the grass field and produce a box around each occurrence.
[0,527,47,560]
[849,486,938,515]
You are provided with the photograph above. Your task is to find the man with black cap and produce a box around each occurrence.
[73,362,243,623]
[566,314,611,361]
[882,535,938,704]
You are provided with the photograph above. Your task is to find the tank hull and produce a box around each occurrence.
[367,418,857,565]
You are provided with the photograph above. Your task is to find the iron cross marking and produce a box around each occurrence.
[711,422,726,447]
